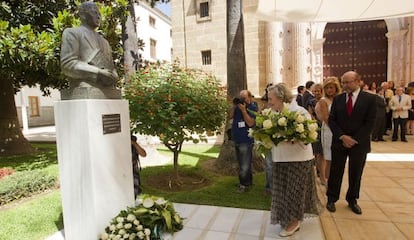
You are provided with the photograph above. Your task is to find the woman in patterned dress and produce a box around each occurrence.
[267,83,321,237]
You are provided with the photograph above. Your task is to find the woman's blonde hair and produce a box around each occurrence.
[268,83,293,103]
[323,77,342,97]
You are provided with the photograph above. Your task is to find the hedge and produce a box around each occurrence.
[0,169,57,205]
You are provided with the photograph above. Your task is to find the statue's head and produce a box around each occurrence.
[79,1,101,29]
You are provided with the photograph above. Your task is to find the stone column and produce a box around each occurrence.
[386,29,408,83]
[311,38,325,83]
[291,23,312,88]
[407,17,414,82]
[265,21,283,84]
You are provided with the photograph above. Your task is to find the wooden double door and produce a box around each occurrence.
[323,20,388,86]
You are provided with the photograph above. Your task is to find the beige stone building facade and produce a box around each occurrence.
[172,0,414,97]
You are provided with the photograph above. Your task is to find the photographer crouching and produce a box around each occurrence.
[229,90,258,193]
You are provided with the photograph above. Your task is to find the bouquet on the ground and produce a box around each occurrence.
[248,103,319,157]
[100,195,184,240]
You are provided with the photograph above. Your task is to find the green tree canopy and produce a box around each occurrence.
[0,0,127,155]
[124,61,228,178]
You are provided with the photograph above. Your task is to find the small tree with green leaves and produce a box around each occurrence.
[124,62,228,180]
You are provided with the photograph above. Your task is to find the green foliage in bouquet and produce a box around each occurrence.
[101,195,184,240]
[249,103,319,157]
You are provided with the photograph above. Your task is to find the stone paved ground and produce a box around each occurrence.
[26,126,414,239]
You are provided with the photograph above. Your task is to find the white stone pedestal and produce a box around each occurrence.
[54,99,134,240]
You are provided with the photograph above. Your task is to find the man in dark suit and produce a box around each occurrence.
[302,81,315,108]
[326,71,376,215]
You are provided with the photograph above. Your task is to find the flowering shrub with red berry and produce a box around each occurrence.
[124,61,228,177]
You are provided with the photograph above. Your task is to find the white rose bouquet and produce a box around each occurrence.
[248,103,319,156]
[100,195,184,240]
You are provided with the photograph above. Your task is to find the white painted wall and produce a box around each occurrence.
[14,85,61,107]
[135,1,172,62]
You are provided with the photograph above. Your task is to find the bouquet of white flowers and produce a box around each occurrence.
[100,195,183,240]
[248,103,319,157]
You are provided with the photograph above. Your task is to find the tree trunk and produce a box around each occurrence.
[173,148,179,180]
[215,119,264,175]
[215,124,239,175]
[165,140,183,181]
[0,77,35,156]
[226,0,247,97]
[216,0,263,174]
[215,0,245,171]
[122,0,140,83]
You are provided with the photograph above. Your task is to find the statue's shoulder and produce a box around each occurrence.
[62,26,85,36]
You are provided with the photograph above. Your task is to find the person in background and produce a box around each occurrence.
[399,79,407,92]
[315,77,342,186]
[389,87,412,142]
[296,85,305,107]
[131,135,147,197]
[326,71,376,215]
[371,87,387,142]
[307,83,324,182]
[267,83,321,237]
[248,90,258,108]
[368,81,377,94]
[381,81,394,135]
[229,90,258,193]
[406,87,414,135]
[261,84,273,195]
[302,81,315,108]
[388,80,396,93]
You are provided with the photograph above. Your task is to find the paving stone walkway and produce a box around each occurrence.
[26,126,414,239]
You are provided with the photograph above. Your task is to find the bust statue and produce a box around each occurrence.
[60,1,121,100]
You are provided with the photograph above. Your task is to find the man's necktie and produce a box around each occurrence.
[347,92,353,116]
[399,95,402,103]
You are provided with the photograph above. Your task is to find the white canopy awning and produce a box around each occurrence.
[256,0,414,22]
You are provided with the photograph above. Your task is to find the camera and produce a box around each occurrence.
[233,97,245,105]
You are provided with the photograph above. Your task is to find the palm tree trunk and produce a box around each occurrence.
[122,0,140,83]
[226,0,247,97]
[216,0,246,171]
[216,0,264,174]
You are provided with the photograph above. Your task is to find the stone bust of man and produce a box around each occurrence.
[60,1,121,100]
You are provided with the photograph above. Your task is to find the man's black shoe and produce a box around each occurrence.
[348,203,362,214]
[326,202,336,212]
[402,139,408,142]
[392,139,397,142]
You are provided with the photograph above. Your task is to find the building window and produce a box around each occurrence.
[196,0,211,22]
[28,96,40,117]
[201,50,211,65]
[200,2,209,18]
[149,16,156,28]
[150,39,157,59]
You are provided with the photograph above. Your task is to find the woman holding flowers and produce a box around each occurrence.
[265,83,321,237]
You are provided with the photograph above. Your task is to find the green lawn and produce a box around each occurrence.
[143,144,271,210]
[0,191,62,240]
[0,143,269,239]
